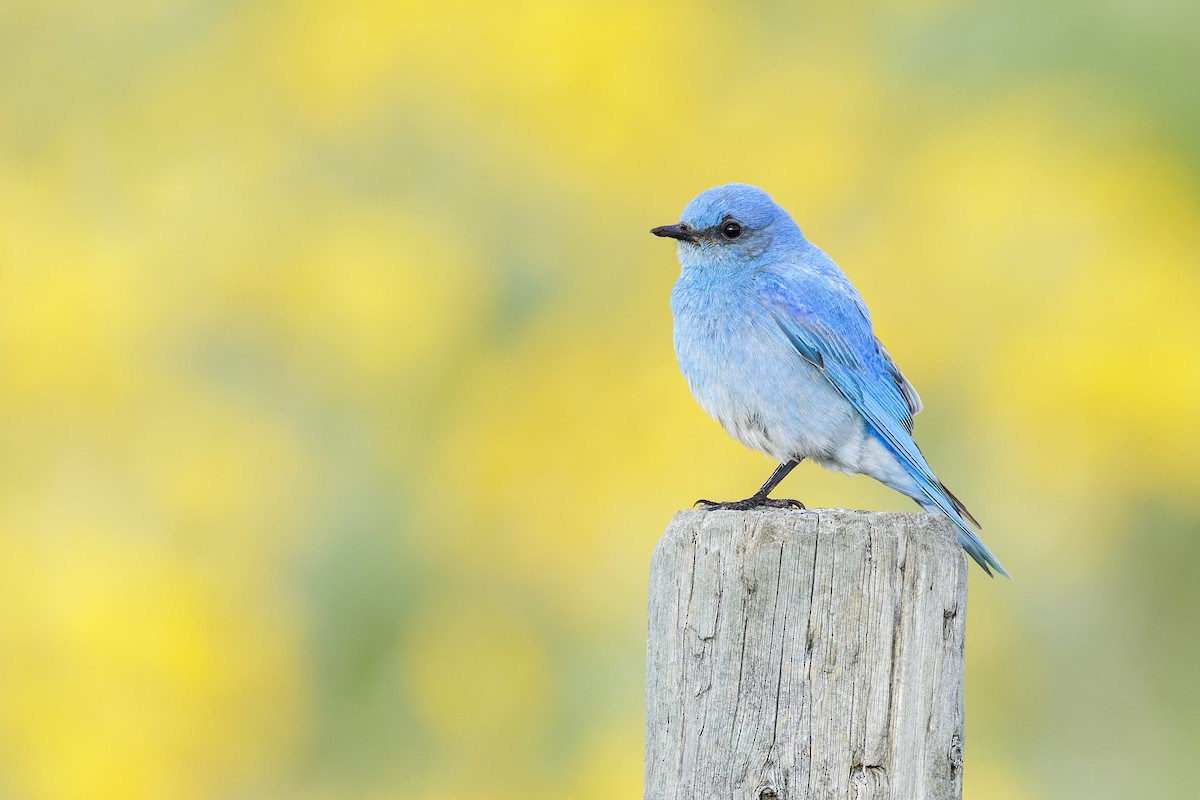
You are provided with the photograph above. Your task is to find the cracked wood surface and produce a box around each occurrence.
[645,509,967,800]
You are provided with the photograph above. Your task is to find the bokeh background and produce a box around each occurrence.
[3,0,1199,797]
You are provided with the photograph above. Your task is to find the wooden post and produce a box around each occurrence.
[645,509,968,800]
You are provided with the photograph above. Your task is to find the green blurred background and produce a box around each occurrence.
[3,0,1199,797]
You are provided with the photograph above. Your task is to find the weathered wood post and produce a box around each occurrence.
[645,508,968,800]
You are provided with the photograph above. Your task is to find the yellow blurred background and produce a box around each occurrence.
[3,0,1199,797]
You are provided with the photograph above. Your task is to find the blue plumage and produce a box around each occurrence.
[653,183,1007,577]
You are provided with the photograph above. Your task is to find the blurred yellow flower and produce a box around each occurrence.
[2,0,1197,798]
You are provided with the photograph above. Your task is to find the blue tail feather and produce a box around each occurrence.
[913,481,1010,579]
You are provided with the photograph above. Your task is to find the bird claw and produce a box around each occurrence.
[694,497,805,511]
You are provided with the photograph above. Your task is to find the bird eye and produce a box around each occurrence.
[721,221,743,240]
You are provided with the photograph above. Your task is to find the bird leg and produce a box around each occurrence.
[695,459,805,511]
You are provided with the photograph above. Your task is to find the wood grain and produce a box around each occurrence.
[645,509,967,800]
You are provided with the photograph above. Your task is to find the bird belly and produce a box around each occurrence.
[673,304,864,466]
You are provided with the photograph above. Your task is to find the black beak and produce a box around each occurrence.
[651,223,699,244]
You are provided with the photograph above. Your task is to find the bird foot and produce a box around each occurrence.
[694,496,805,511]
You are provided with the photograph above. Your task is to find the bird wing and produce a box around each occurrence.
[879,343,923,418]
[757,269,1007,577]
[757,270,920,433]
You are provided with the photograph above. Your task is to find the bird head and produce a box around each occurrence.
[651,183,802,269]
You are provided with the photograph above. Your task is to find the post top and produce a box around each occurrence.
[658,507,967,573]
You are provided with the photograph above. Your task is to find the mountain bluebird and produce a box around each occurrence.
[652,183,1007,577]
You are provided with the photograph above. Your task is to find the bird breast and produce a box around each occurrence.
[670,271,862,464]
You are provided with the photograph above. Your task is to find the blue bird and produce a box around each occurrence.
[652,183,1007,577]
